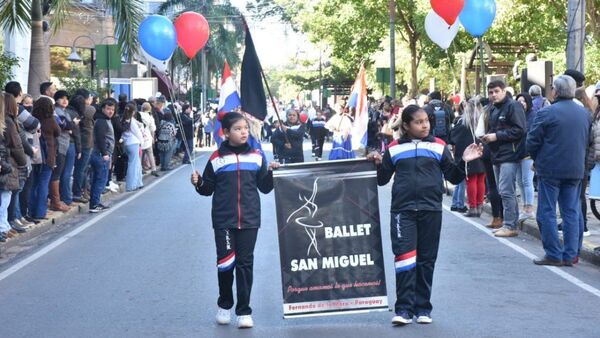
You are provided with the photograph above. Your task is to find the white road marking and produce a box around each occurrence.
[0,154,207,283]
[443,205,600,298]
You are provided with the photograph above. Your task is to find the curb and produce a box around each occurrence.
[448,187,600,267]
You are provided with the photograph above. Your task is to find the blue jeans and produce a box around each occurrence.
[451,180,466,208]
[494,162,520,229]
[0,190,12,232]
[182,138,194,163]
[28,164,53,218]
[517,158,535,206]
[125,144,143,191]
[536,177,582,261]
[13,177,26,220]
[89,151,110,207]
[159,143,175,171]
[60,143,76,205]
[73,148,92,198]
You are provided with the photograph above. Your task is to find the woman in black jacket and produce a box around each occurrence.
[449,98,486,217]
[190,112,278,329]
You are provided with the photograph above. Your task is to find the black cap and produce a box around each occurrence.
[54,90,69,101]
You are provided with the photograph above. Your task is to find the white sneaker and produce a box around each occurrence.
[416,313,432,324]
[215,307,231,325]
[391,312,412,325]
[237,315,254,329]
[108,181,120,192]
[518,212,534,222]
[583,230,591,237]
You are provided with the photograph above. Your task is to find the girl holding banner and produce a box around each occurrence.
[190,112,279,329]
[368,105,482,326]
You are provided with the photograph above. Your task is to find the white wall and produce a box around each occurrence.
[4,28,32,93]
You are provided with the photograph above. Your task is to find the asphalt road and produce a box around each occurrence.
[0,145,599,338]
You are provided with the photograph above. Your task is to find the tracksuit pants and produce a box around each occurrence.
[214,228,258,316]
[391,211,442,316]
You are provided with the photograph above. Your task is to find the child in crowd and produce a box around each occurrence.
[368,105,482,326]
[190,112,279,329]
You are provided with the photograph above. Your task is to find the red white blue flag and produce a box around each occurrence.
[348,64,368,149]
[214,60,241,146]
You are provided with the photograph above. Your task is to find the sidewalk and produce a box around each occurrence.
[447,183,600,266]
[0,153,190,262]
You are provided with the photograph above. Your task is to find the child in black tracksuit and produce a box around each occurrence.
[271,110,305,164]
[191,112,277,329]
[310,111,328,160]
[368,105,482,326]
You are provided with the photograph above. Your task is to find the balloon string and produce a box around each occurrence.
[164,58,196,175]
[446,49,458,92]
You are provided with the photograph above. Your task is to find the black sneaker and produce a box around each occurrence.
[89,205,104,213]
[457,206,468,213]
[98,203,110,210]
[450,206,458,211]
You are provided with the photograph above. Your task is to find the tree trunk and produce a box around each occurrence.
[409,37,418,98]
[28,0,50,98]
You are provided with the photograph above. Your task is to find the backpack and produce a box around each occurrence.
[157,121,175,142]
[432,107,448,138]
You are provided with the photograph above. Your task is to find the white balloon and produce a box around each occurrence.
[141,48,170,72]
[425,10,460,50]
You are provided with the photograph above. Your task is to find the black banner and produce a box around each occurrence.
[273,159,388,317]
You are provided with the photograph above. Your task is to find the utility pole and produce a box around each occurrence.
[389,0,396,99]
[567,0,586,73]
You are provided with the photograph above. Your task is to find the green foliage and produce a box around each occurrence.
[58,67,98,96]
[0,0,143,62]
[0,52,21,88]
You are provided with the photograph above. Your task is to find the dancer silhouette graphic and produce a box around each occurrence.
[286,178,324,256]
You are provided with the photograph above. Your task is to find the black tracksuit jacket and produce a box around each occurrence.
[195,141,273,229]
[377,135,466,212]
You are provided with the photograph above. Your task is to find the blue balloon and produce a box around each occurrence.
[138,15,177,61]
[459,0,496,37]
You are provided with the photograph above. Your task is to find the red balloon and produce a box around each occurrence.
[430,0,464,26]
[299,113,309,124]
[174,12,210,59]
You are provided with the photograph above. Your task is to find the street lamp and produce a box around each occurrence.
[67,35,120,91]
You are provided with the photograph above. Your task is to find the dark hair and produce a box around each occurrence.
[122,102,137,120]
[400,104,424,131]
[69,95,86,115]
[74,88,90,98]
[121,103,137,130]
[564,69,585,87]
[163,111,173,121]
[118,93,128,102]
[429,91,442,101]
[32,96,55,119]
[40,82,53,95]
[181,104,190,113]
[221,112,246,130]
[487,80,506,90]
[515,92,533,113]
[54,90,69,101]
[4,81,22,98]
[101,98,117,109]
[4,92,18,117]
